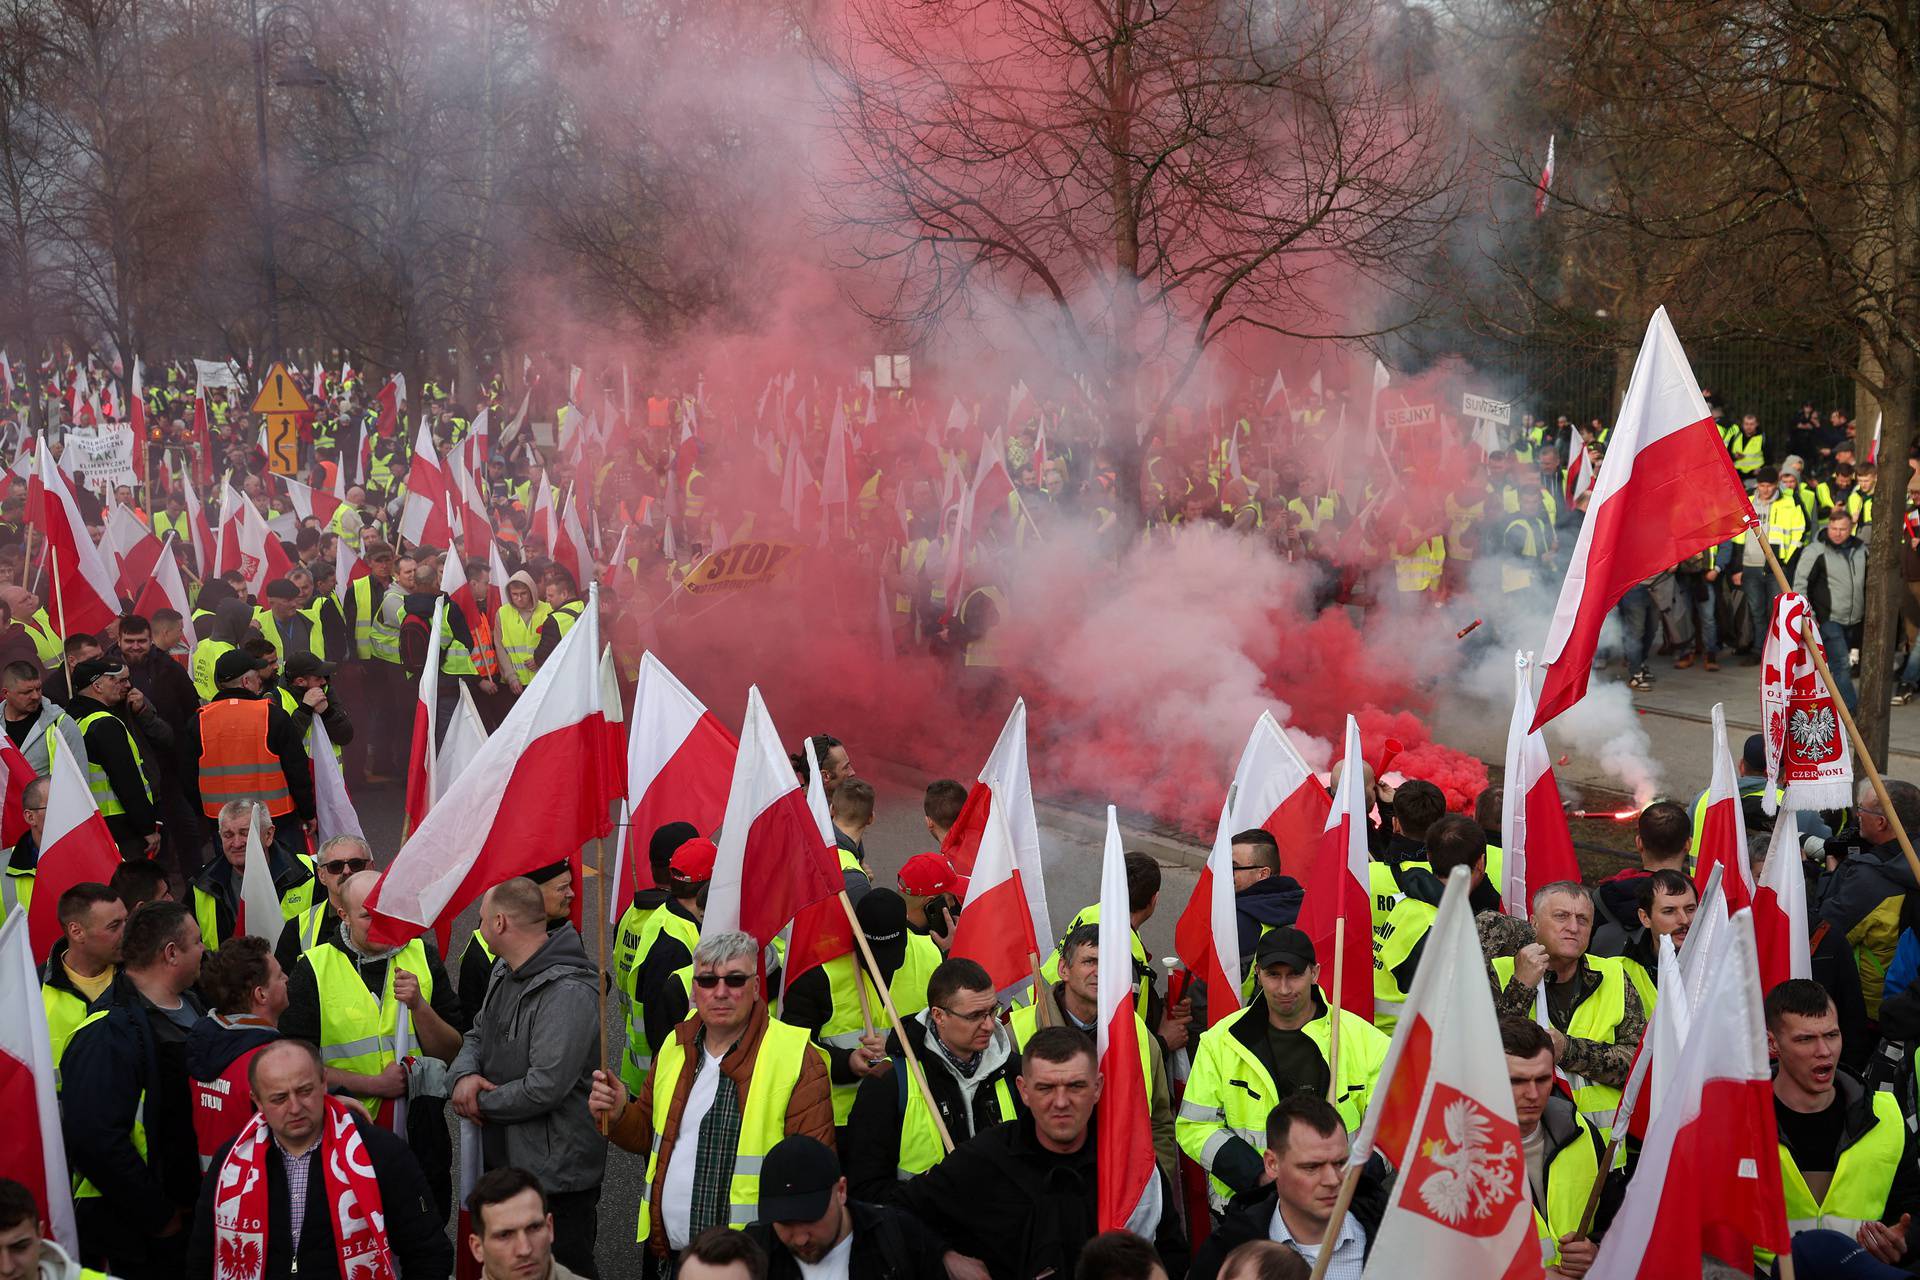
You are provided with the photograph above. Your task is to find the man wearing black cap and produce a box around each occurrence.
[622,836,716,1094]
[746,1136,952,1280]
[64,655,162,857]
[183,648,316,861]
[458,858,578,1024]
[1176,926,1389,1214]
[780,888,943,1131]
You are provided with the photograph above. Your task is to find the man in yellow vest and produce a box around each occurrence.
[1489,882,1646,1138]
[590,929,835,1265]
[185,649,316,862]
[781,889,943,1128]
[842,956,1022,1202]
[1765,979,1918,1267]
[280,869,466,1219]
[1496,1017,1611,1277]
[1177,926,1390,1212]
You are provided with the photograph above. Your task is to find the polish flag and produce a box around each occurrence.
[700,686,845,947]
[181,472,214,576]
[403,597,446,835]
[1175,712,1327,1027]
[1096,805,1163,1236]
[0,911,77,1255]
[215,481,295,596]
[939,698,1053,958]
[30,448,120,637]
[620,654,738,894]
[780,736,859,988]
[1295,715,1375,1021]
[1500,654,1581,917]
[0,734,31,849]
[373,374,405,437]
[1587,911,1789,1279]
[398,422,450,549]
[949,788,1040,992]
[282,473,344,528]
[1753,809,1812,994]
[1533,134,1555,217]
[308,719,364,845]
[1532,308,1754,729]
[333,534,370,604]
[365,586,614,949]
[1351,868,1541,1279]
[132,536,199,649]
[25,743,120,961]
[1694,703,1754,912]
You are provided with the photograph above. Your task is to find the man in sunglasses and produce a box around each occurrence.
[590,930,834,1278]
[273,833,372,973]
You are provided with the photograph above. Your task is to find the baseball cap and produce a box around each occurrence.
[855,888,909,969]
[669,837,718,886]
[1255,926,1316,971]
[214,650,271,685]
[755,1136,840,1224]
[70,658,126,691]
[285,652,337,681]
[896,852,962,898]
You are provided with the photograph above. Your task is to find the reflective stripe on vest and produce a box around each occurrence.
[197,698,293,818]
[637,1018,819,1238]
[1491,954,1630,1135]
[304,938,431,1121]
[68,711,150,817]
[818,935,941,1124]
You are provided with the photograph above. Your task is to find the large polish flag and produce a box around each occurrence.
[949,795,1041,992]
[0,910,76,1254]
[1588,911,1789,1279]
[132,536,199,649]
[1694,703,1755,911]
[397,421,450,548]
[1175,712,1327,1027]
[25,743,120,961]
[365,586,614,949]
[1753,809,1812,994]
[30,447,120,636]
[1501,654,1580,917]
[1296,715,1374,1021]
[1532,308,1754,729]
[940,698,1053,956]
[403,596,446,836]
[1096,805,1162,1237]
[1352,868,1541,1280]
[701,687,845,947]
[618,653,737,895]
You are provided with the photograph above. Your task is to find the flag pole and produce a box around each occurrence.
[1325,917,1344,1102]
[1758,537,1920,886]
[837,889,954,1153]
[1307,1164,1365,1280]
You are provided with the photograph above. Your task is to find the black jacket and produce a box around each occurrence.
[186,1111,454,1279]
[747,1201,950,1280]
[181,688,317,821]
[1188,1165,1389,1280]
[845,1014,1025,1205]
[892,1112,1188,1280]
[66,694,157,835]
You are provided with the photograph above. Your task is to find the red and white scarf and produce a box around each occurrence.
[1761,591,1854,813]
[212,1096,397,1280]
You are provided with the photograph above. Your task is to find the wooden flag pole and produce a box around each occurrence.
[1757,536,1920,885]
[838,890,954,1153]
[1307,1163,1365,1280]
[1325,918,1344,1102]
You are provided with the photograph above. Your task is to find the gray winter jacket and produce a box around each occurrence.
[1793,533,1870,627]
[448,924,608,1193]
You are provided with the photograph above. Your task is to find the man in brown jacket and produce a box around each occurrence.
[589,929,833,1270]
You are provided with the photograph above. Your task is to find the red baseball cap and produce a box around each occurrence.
[896,852,963,898]
[669,837,718,885]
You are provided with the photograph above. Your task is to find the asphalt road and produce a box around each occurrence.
[351,748,1202,1268]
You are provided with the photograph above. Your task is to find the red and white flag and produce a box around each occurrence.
[1296,715,1374,1021]
[699,686,844,947]
[133,536,198,650]
[1352,867,1541,1278]
[1501,654,1580,917]
[1753,809,1811,994]
[1760,593,1852,813]
[403,597,446,835]
[366,587,613,949]
[0,910,77,1254]
[25,743,120,961]
[616,653,738,897]
[949,786,1040,993]
[0,733,32,849]
[1694,703,1754,912]
[1532,308,1753,729]
[939,698,1052,957]
[1533,134,1555,217]
[29,448,120,636]
[1096,805,1162,1237]
[398,422,450,548]
[1176,711,1328,1028]
[1588,911,1789,1279]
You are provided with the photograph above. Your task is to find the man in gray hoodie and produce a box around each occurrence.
[450,875,606,1278]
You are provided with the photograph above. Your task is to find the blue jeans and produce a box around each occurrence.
[1615,585,1654,673]
[1820,619,1859,711]
[1742,565,1777,651]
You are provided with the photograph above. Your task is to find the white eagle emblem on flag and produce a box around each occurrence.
[1415,1096,1521,1225]
[1789,705,1838,756]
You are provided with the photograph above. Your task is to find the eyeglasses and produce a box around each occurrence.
[321,857,372,875]
[692,972,752,990]
[935,1002,1003,1025]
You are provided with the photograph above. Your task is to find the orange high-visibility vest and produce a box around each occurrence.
[197,698,292,819]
